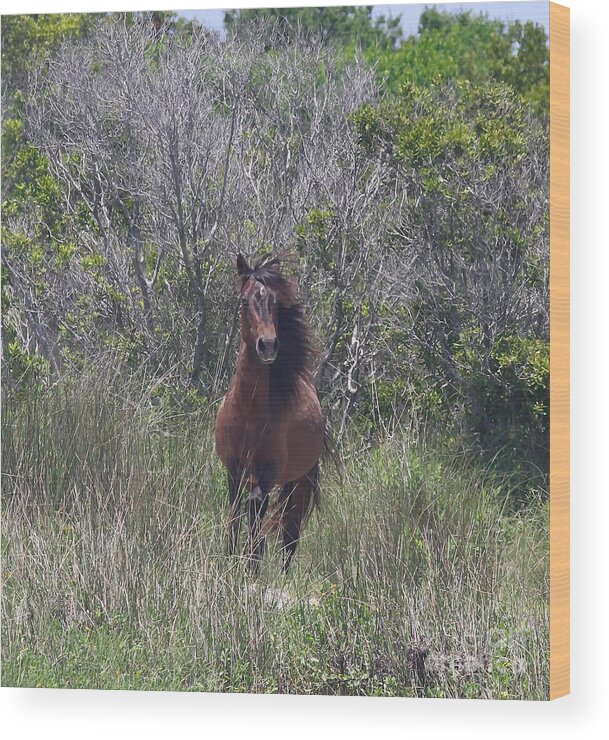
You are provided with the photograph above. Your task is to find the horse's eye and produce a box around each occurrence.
[241,297,248,308]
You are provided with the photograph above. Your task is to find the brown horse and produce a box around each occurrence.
[215,253,324,573]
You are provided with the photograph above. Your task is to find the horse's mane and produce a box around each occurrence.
[241,254,318,400]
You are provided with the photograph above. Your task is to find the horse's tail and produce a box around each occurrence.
[305,461,320,519]
[321,417,342,482]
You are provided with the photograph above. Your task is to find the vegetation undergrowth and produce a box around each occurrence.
[1,367,549,698]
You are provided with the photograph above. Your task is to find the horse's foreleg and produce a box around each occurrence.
[247,483,270,575]
[280,465,318,573]
[227,467,244,556]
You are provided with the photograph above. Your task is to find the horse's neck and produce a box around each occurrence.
[232,343,271,411]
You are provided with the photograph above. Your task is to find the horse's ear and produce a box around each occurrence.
[237,253,251,277]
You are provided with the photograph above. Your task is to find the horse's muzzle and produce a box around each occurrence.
[257,336,279,364]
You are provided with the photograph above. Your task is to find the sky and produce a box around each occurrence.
[178,2,550,37]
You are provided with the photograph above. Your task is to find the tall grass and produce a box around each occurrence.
[1,365,549,698]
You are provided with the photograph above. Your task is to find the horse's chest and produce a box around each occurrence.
[244,416,283,452]
[218,409,285,465]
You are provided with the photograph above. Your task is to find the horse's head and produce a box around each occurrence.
[237,253,279,364]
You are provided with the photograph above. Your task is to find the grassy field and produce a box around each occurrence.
[1,369,549,698]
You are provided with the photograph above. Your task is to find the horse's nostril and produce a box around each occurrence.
[257,337,265,354]
[273,338,279,352]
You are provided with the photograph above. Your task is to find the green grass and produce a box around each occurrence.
[1,368,549,698]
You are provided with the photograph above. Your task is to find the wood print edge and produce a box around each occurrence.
[549,0,570,701]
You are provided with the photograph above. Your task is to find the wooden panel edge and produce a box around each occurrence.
[549,1,570,701]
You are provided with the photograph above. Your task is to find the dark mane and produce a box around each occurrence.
[241,254,318,400]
